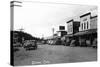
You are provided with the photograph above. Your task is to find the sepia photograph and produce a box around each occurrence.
[10,0,97,66]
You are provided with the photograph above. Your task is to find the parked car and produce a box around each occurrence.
[64,39,71,46]
[79,39,87,47]
[24,40,37,50]
[48,40,54,45]
[13,47,20,52]
[70,39,80,47]
[41,40,47,44]
[70,40,76,47]
[92,38,97,48]
[86,40,91,47]
[13,42,22,47]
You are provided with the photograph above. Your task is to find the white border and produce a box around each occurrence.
[0,0,99,67]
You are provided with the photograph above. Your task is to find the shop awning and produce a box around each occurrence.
[74,29,97,36]
[64,34,73,37]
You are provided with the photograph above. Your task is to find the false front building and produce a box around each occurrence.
[74,12,97,47]
[57,26,67,37]
[63,19,80,46]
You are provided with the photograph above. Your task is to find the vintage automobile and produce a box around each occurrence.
[92,38,97,48]
[13,42,22,47]
[24,40,37,50]
[47,40,54,45]
[70,40,76,47]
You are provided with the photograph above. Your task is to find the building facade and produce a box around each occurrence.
[79,12,97,31]
[79,13,91,31]
[62,19,80,46]
[90,16,97,29]
[67,19,80,35]
[57,26,67,37]
[67,19,73,34]
[74,12,97,47]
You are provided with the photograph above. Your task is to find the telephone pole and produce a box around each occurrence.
[10,1,22,31]
[10,1,22,65]
[52,28,55,39]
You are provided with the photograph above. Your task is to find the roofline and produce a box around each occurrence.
[66,19,73,23]
[73,21,80,23]
[80,12,91,18]
[90,15,98,19]
[57,30,67,32]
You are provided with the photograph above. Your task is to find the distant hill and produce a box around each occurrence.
[11,31,41,43]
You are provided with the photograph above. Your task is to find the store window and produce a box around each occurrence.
[81,23,83,30]
[84,23,86,30]
[87,21,88,29]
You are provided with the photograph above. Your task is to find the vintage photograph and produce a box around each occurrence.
[10,0,97,66]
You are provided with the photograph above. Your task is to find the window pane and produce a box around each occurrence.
[87,21,88,29]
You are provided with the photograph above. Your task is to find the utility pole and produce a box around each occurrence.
[10,1,22,65]
[10,1,22,31]
[52,28,55,39]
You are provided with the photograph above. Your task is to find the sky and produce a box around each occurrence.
[13,1,97,38]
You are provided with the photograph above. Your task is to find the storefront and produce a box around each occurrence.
[74,12,98,47]
[74,29,97,47]
[62,34,73,46]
